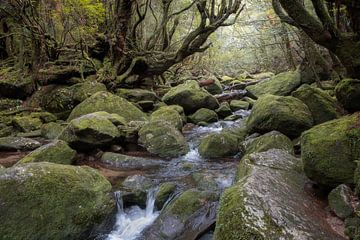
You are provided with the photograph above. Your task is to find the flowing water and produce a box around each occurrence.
[105,111,251,239]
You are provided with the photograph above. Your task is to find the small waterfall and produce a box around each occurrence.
[106,189,159,240]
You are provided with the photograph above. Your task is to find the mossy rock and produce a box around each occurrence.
[162,80,219,113]
[0,137,41,151]
[247,94,313,138]
[0,98,22,111]
[0,69,34,99]
[246,70,301,98]
[41,122,65,139]
[188,108,218,125]
[335,78,360,112]
[204,79,223,95]
[138,121,189,158]
[215,102,233,118]
[292,84,341,124]
[151,107,184,131]
[59,112,121,150]
[12,116,43,132]
[30,111,57,123]
[328,184,354,219]
[199,131,239,158]
[67,91,148,122]
[68,81,107,103]
[100,152,164,170]
[214,149,343,240]
[155,182,177,210]
[301,113,360,187]
[0,162,114,240]
[41,86,76,119]
[229,100,250,111]
[116,88,158,102]
[242,131,294,157]
[16,140,76,165]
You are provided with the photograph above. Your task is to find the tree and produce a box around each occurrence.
[272,0,360,78]
[103,0,244,85]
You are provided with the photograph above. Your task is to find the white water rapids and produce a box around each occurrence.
[106,189,159,240]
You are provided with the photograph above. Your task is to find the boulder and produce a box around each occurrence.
[328,184,354,219]
[138,121,189,158]
[229,100,250,111]
[302,113,360,187]
[204,79,223,95]
[155,182,177,210]
[12,115,43,132]
[335,78,360,112]
[0,71,34,99]
[199,131,239,158]
[162,81,219,113]
[16,140,76,165]
[116,88,158,102]
[0,137,41,151]
[247,94,313,138]
[67,91,148,122]
[215,102,233,118]
[246,70,301,98]
[41,86,76,119]
[151,107,184,130]
[0,98,22,111]
[140,189,218,240]
[67,81,107,103]
[0,163,114,240]
[188,108,218,125]
[41,122,64,139]
[292,84,340,124]
[59,112,122,150]
[242,131,294,157]
[100,152,164,170]
[214,149,344,240]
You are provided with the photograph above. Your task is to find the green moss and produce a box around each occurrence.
[68,81,107,103]
[17,140,76,165]
[335,78,360,112]
[115,88,158,102]
[0,163,114,240]
[230,100,250,111]
[12,116,43,132]
[199,131,239,158]
[0,98,22,111]
[41,122,64,139]
[151,107,183,130]
[188,108,218,125]
[155,182,177,210]
[215,102,233,118]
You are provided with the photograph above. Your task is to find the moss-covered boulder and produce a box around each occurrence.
[0,162,114,240]
[188,108,218,125]
[242,131,294,157]
[67,91,147,122]
[247,94,313,138]
[162,80,219,113]
[59,112,122,150]
[100,152,164,170]
[150,107,184,131]
[68,81,107,103]
[0,98,22,111]
[116,88,158,102]
[138,121,189,158]
[328,184,354,219]
[0,137,41,151]
[301,114,360,187]
[142,189,218,240]
[199,131,239,158]
[215,102,233,118]
[335,78,360,112]
[229,100,250,111]
[41,122,65,139]
[41,86,76,119]
[12,115,43,132]
[204,79,223,95]
[0,70,34,99]
[246,70,301,98]
[16,140,76,165]
[155,182,177,210]
[292,84,340,124]
[214,149,343,240]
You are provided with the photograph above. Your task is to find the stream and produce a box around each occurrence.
[102,110,251,240]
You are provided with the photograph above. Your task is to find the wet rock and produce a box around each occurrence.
[162,80,219,113]
[100,152,164,170]
[116,88,158,102]
[138,121,189,158]
[0,137,41,151]
[0,98,22,111]
[141,189,218,240]
[229,100,250,111]
[121,175,154,208]
[151,107,184,131]
[59,112,121,150]
[302,113,360,187]
[41,122,65,139]
[67,91,148,122]
[215,102,233,118]
[12,115,43,132]
[335,78,360,112]
[214,149,344,240]
[0,162,114,240]
[247,94,313,138]
[155,182,177,210]
[246,70,301,98]
[242,131,294,157]
[16,140,76,165]
[204,78,223,95]
[188,108,218,125]
[328,184,354,219]
[292,84,341,124]
[199,131,239,158]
